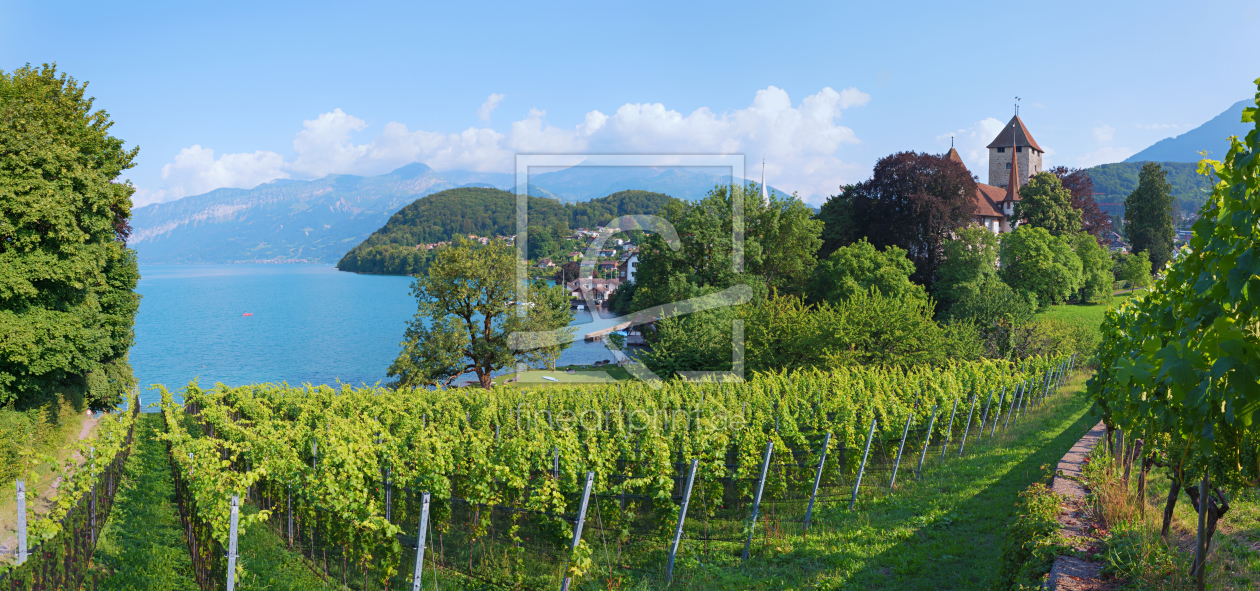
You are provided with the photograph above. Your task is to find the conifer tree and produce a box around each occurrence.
[1123,162,1175,273]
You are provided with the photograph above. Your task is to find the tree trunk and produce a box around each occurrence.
[1187,480,1231,580]
[1136,453,1156,516]
[1123,439,1142,489]
[1162,475,1181,540]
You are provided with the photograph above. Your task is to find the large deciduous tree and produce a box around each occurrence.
[933,225,1000,308]
[849,152,978,284]
[388,238,574,388]
[1123,162,1175,273]
[999,226,1083,307]
[1,64,140,410]
[1050,166,1111,238]
[1015,172,1083,236]
[807,239,925,305]
[815,184,857,259]
[631,182,821,311]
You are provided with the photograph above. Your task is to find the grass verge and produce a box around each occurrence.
[1080,442,1259,590]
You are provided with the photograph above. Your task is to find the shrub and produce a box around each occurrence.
[947,276,1036,327]
[997,480,1070,590]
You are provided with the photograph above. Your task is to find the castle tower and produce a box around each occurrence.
[986,115,1043,188]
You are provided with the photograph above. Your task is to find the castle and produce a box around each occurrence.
[948,114,1044,234]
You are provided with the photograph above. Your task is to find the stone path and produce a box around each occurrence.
[1043,420,1108,590]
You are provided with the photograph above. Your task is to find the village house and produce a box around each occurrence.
[618,252,639,282]
[566,278,621,308]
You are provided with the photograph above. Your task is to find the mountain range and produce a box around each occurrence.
[1123,98,1253,163]
[129,164,779,264]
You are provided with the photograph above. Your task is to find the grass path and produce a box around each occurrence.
[662,373,1100,591]
[90,413,199,591]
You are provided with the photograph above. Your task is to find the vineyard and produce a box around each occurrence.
[153,354,1074,590]
[0,390,140,589]
[1089,84,1260,587]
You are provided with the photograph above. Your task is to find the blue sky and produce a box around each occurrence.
[2,0,1257,205]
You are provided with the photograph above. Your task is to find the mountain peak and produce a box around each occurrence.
[385,162,436,179]
[1125,99,1253,163]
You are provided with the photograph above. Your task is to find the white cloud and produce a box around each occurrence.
[1093,125,1115,143]
[477,93,505,121]
[138,85,870,206]
[1076,146,1134,168]
[936,117,1005,173]
[158,145,288,201]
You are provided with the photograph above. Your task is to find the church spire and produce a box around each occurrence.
[761,156,768,204]
[1005,122,1020,202]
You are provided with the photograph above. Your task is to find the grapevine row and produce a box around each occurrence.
[158,355,1071,588]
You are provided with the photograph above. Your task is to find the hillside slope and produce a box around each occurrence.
[335,188,676,275]
[1125,98,1252,163]
[1084,161,1214,214]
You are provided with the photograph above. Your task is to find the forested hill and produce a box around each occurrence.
[336,188,676,275]
[1084,161,1215,214]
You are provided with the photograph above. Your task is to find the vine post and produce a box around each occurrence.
[15,480,27,565]
[561,471,595,591]
[742,440,774,561]
[849,419,876,511]
[889,413,913,489]
[940,399,958,460]
[803,431,831,535]
[226,494,240,591]
[989,389,1005,437]
[958,392,978,457]
[916,406,938,479]
[666,459,699,581]
[411,492,430,591]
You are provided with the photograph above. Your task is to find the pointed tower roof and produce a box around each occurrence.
[986,115,1044,152]
[1005,133,1021,203]
[946,147,965,166]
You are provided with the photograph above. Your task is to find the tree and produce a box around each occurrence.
[1112,250,1153,289]
[999,226,1083,307]
[815,184,857,258]
[388,239,574,389]
[555,260,581,284]
[946,276,1036,327]
[1014,172,1082,236]
[849,152,978,284]
[1074,233,1113,304]
[933,225,1000,307]
[1050,166,1111,238]
[807,239,926,305]
[0,65,140,410]
[630,183,819,311]
[1123,162,1175,273]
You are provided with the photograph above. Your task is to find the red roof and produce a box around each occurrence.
[974,183,1007,218]
[986,115,1044,152]
[946,147,964,165]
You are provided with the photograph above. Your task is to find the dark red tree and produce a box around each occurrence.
[850,152,978,284]
[1050,166,1111,239]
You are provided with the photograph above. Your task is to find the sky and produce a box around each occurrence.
[2,0,1258,206]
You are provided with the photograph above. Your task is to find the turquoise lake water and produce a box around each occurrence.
[132,264,620,407]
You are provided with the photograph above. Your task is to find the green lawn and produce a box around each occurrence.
[1033,291,1142,334]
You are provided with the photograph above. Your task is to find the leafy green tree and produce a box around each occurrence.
[1014,172,1083,236]
[815,184,856,258]
[999,226,1083,307]
[0,65,140,410]
[1111,250,1152,289]
[1074,233,1113,303]
[388,239,574,388]
[630,183,819,311]
[807,239,925,305]
[933,226,1000,307]
[1123,162,1175,272]
[946,275,1035,327]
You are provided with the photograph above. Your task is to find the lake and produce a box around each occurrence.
[132,264,622,407]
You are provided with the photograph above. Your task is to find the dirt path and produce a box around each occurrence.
[1044,421,1110,590]
[0,412,103,564]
